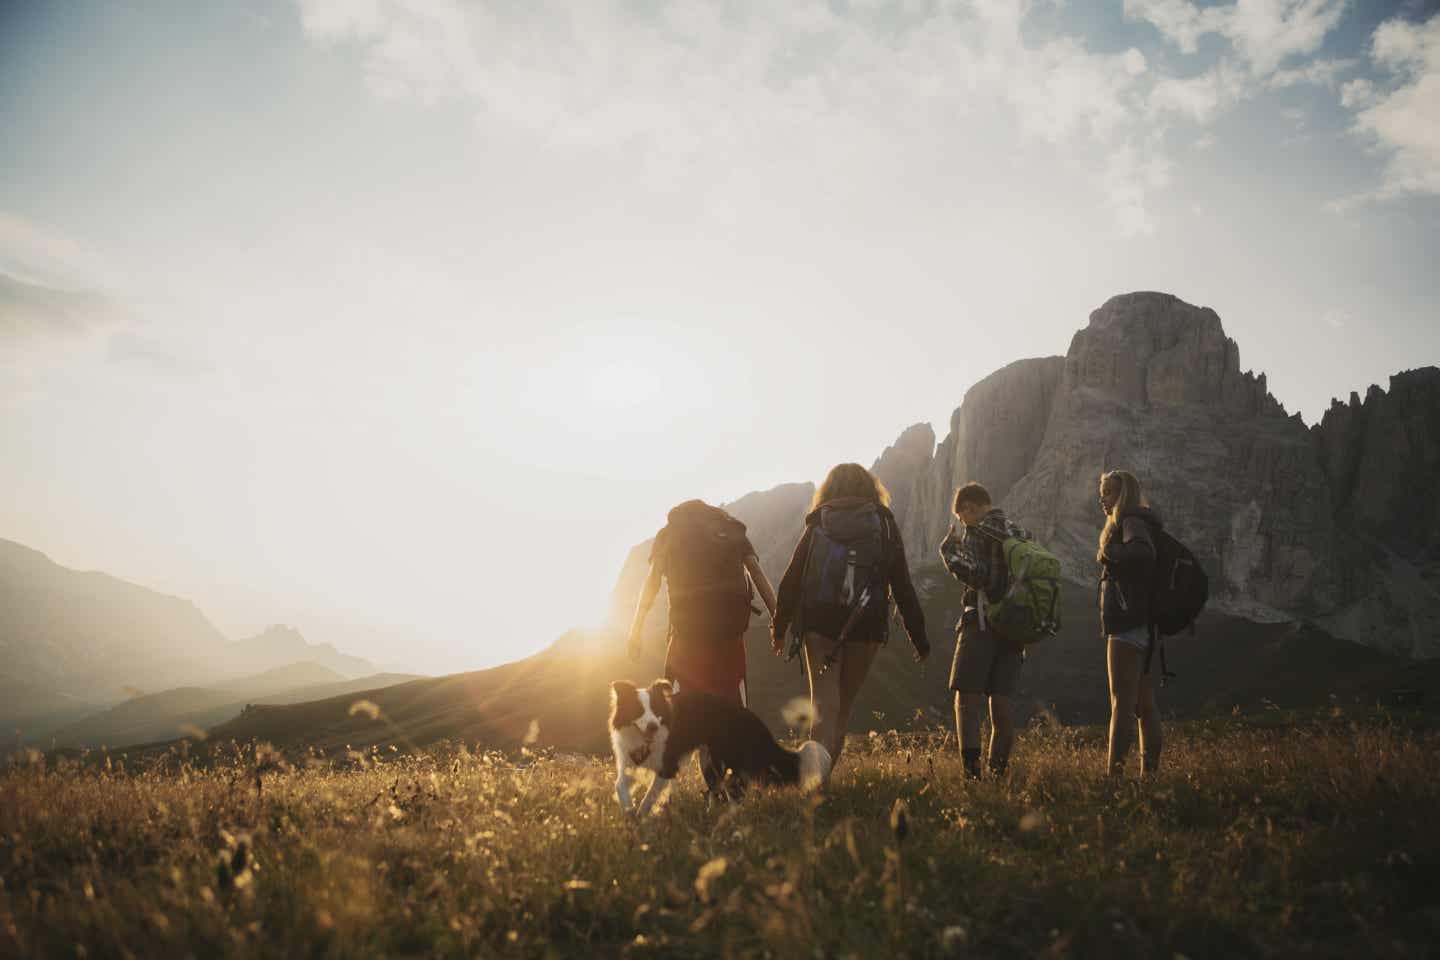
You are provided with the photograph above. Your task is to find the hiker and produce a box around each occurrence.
[1097,469,1163,777]
[939,482,1028,779]
[770,463,930,771]
[628,500,776,709]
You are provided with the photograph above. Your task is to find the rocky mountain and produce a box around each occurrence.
[605,292,1439,659]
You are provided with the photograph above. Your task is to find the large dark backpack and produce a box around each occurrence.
[660,501,753,637]
[1149,527,1208,637]
[799,500,888,639]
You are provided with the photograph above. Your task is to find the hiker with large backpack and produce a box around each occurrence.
[628,499,776,707]
[939,482,1058,779]
[770,463,930,773]
[1097,469,1164,778]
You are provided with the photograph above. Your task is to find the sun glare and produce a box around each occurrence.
[585,362,663,411]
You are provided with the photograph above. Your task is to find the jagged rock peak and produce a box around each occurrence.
[872,422,936,481]
[1069,291,1286,418]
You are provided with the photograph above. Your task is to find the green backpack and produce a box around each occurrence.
[982,534,1062,646]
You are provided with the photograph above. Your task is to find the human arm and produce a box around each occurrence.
[1101,516,1155,571]
[769,529,812,654]
[887,527,930,661]
[627,562,663,660]
[743,554,777,619]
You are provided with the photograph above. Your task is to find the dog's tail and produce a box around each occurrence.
[796,740,832,792]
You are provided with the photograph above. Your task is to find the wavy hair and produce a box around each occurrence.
[1097,469,1145,563]
[809,462,891,512]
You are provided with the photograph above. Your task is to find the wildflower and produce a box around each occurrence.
[694,857,728,902]
[781,696,816,729]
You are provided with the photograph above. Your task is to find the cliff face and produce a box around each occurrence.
[604,293,1440,657]
[1311,368,1440,656]
[1006,293,1335,621]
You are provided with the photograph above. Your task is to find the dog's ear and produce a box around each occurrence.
[610,680,636,704]
[651,678,674,698]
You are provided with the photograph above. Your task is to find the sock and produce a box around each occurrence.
[989,754,1009,776]
[962,748,982,779]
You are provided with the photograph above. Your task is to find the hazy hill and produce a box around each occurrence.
[0,538,226,705]
[204,565,1440,757]
[0,538,388,741]
[217,625,377,679]
[49,663,421,749]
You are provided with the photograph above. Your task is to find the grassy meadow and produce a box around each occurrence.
[3,712,1438,959]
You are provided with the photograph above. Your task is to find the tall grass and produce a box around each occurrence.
[3,713,1437,958]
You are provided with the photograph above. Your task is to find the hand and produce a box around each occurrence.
[770,629,785,657]
[912,643,931,663]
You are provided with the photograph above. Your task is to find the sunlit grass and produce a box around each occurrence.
[2,712,1437,958]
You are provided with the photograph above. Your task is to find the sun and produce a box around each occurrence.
[584,361,663,411]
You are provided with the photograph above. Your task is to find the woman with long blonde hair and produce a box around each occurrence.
[1097,469,1164,777]
[770,463,930,773]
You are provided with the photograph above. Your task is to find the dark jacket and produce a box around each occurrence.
[1098,506,1160,636]
[772,500,929,656]
[939,508,1029,635]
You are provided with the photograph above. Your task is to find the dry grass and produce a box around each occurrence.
[3,712,1439,958]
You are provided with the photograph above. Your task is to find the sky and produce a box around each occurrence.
[2,0,1437,675]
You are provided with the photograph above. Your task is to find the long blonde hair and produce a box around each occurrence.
[810,462,891,512]
[1097,469,1144,563]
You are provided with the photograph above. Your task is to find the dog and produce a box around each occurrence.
[609,678,832,816]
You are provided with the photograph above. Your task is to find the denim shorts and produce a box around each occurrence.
[1109,626,1150,652]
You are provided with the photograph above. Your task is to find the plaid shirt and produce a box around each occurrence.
[938,509,1027,617]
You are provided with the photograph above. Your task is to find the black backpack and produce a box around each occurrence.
[660,501,754,637]
[1149,527,1208,637]
[799,500,888,639]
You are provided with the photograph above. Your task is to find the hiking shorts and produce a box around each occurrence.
[665,627,748,707]
[1109,626,1150,652]
[950,621,1023,696]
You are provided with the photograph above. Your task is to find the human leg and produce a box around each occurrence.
[830,640,881,767]
[988,695,1015,775]
[951,625,998,779]
[1137,669,1162,775]
[803,632,845,762]
[1107,635,1144,775]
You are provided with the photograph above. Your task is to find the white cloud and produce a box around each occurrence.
[1347,13,1440,200]
[1125,0,1347,78]
[1269,57,1356,88]
[1340,76,1377,108]
[293,0,1172,235]
[1148,59,1248,122]
[1321,307,1349,329]
[1103,143,1172,237]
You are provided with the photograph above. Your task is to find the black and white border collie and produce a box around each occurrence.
[609,678,831,816]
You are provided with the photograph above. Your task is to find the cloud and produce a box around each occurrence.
[0,211,114,292]
[1148,59,1249,122]
[1321,307,1349,329]
[1344,12,1440,201]
[0,272,116,344]
[1124,0,1347,78]
[1103,143,1173,237]
[293,0,1170,235]
[1340,76,1377,107]
[1269,57,1356,88]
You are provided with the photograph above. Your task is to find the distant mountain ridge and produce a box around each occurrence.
[607,292,1439,658]
[49,664,421,749]
[0,539,385,740]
